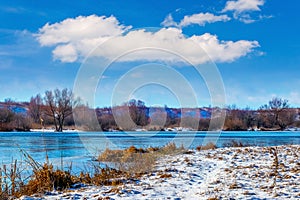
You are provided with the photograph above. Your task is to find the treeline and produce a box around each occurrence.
[94,98,300,131]
[0,88,299,132]
[0,99,32,131]
[0,89,76,132]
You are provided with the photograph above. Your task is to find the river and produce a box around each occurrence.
[1,131,300,174]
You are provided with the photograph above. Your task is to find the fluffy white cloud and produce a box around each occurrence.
[52,44,78,62]
[179,13,231,27]
[89,29,259,64]
[161,12,231,28]
[36,15,131,61]
[222,0,266,23]
[36,15,259,64]
[222,0,265,13]
[190,33,259,63]
[36,15,130,46]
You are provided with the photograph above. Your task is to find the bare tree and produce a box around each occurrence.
[128,99,148,126]
[44,88,75,132]
[225,106,257,131]
[28,94,43,124]
[259,97,296,130]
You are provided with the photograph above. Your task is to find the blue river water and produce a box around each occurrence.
[1,131,300,173]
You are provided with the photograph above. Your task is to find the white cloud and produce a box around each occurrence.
[80,28,259,64]
[190,33,259,63]
[179,12,231,27]
[222,0,266,23]
[36,15,259,64]
[36,15,131,61]
[52,44,78,62]
[222,0,265,13]
[161,12,231,28]
[36,15,130,46]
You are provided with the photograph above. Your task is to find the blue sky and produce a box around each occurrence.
[0,0,299,109]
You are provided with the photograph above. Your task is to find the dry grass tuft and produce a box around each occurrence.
[98,142,184,176]
[229,182,242,189]
[196,142,217,151]
[1,160,77,198]
[159,173,172,179]
[21,163,74,195]
[0,160,24,199]
[98,147,155,175]
[207,197,219,200]
[91,167,124,186]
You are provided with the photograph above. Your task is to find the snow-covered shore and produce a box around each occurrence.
[29,128,82,132]
[20,145,300,199]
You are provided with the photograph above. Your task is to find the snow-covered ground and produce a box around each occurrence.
[20,145,300,199]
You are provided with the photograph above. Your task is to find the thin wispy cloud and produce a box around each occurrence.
[180,12,231,27]
[162,12,231,28]
[0,6,27,14]
[0,30,40,57]
[222,0,268,23]
[162,0,270,28]
[161,14,178,27]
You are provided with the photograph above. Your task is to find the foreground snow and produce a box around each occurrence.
[20,145,300,199]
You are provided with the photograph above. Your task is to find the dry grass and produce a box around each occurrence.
[0,148,79,198]
[21,163,74,195]
[0,159,128,198]
[0,160,24,199]
[196,142,217,151]
[159,173,172,178]
[98,142,185,176]
[228,182,242,189]
[98,147,155,175]
[207,197,219,200]
[1,143,185,198]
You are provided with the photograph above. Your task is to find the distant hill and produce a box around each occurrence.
[0,102,28,114]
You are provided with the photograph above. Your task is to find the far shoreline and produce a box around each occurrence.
[1,129,300,133]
